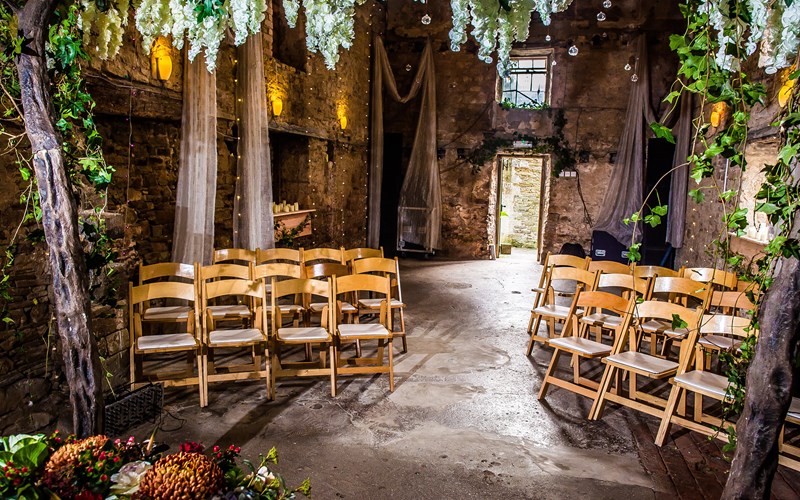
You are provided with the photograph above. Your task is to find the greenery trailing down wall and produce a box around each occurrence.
[465,109,576,175]
[627,0,800,457]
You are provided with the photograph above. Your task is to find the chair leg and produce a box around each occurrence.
[538,348,563,400]
[589,365,616,420]
[264,345,272,401]
[526,314,543,356]
[202,351,209,406]
[329,344,337,397]
[196,352,206,408]
[388,338,395,392]
[655,385,683,446]
[399,307,408,353]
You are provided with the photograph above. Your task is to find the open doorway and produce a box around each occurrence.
[496,156,546,258]
[641,138,676,267]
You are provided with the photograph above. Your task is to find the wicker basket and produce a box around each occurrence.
[104,384,163,437]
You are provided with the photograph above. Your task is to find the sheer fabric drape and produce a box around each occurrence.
[172,54,218,265]
[593,36,654,246]
[665,93,693,249]
[233,32,275,250]
[369,38,441,250]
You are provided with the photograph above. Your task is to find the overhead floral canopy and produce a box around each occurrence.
[79,0,800,76]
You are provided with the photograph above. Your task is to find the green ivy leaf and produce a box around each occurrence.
[688,189,705,203]
[651,204,668,216]
[671,314,688,330]
[650,122,676,144]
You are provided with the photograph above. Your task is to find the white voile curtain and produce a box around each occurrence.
[172,54,218,265]
[368,37,440,250]
[593,35,655,246]
[665,92,694,249]
[233,31,275,250]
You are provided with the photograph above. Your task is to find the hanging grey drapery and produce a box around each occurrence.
[665,93,694,249]
[368,38,441,250]
[172,54,217,265]
[593,35,656,246]
[233,31,275,250]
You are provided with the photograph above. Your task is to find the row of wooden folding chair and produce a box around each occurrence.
[212,246,385,267]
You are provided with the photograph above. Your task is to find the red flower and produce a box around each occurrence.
[100,474,108,482]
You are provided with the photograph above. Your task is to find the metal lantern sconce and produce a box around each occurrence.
[151,36,173,81]
[337,100,348,131]
[710,101,728,127]
[339,115,348,130]
[778,66,797,108]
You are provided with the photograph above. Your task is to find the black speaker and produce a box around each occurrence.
[590,230,629,264]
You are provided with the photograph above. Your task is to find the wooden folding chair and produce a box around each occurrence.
[213,248,256,265]
[526,267,597,355]
[257,247,304,265]
[698,291,756,369]
[780,398,800,471]
[137,262,196,324]
[640,276,710,358]
[269,277,336,399]
[200,278,269,403]
[198,263,253,322]
[253,262,305,326]
[530,253,591,310]
[682,267,738,291]
[654,313,753,446]
[343,246,384,268]
[588,260,632,275]
[633,265,683,279]
[590,301,703,422]
[303,247,345,265]
[128,281,204,406]
[539,290,634,405]
[333,274,394,395]
[352,257,408,353]
[304,262,357,323]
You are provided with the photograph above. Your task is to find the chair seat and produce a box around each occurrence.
[338,323,390,339]
[279,304,304,314]
[138,333,197,351]
[358,298,405,309]
[698,334,741,351]
[641,319,689,339]
[208,304,252,319]
[605,351,679,377]
[277,327,330,343]
[674,370,729,399]
[580,313,623,328]
[142,306,192,321]
[209,328,264,346]
[533,304,583,319]
[788,397,800,423]
[548,337,611,357]
[311,301,356,313]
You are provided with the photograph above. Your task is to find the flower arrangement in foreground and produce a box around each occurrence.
[0,431,309,499]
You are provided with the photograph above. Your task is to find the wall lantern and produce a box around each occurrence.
[151,36,173,81]
[336,100,348,131]
[778,66,796,108]
[339,115,348,130]
[271,97,284,117]
[709,101,727,127]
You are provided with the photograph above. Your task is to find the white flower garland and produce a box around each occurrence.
[77,0,130,60]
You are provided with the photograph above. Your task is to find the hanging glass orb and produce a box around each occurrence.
[631,73,639,82]
[551,59,557,66]
[545,34,552,42]
[597,11,607,21]
[568,45,579,56]
[603,0,612,8]
[405,64,412,72]
[624,63,632,71]
[421,14,431,25]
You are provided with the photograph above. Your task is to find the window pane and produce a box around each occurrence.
[517,73,532,91]
[531,74,547,94]
[503,76,514,91]
[532,58,546,69]
[517,58,532,69]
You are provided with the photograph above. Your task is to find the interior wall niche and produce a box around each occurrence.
[270,132,310,207]
[271,0,307,71]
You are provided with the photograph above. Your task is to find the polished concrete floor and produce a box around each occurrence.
[131,250,701,498]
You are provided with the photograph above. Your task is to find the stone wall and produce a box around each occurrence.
[383,0,683,259]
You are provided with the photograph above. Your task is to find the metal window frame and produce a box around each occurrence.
[496,49,553,107]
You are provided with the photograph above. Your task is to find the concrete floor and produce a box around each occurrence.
[132,250,664,499]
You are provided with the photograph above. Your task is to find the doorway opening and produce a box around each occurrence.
[496,155,547,259]
[641,138,676,267]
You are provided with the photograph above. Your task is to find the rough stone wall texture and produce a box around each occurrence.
[383,0,682,259]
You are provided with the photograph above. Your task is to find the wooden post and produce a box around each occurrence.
[722,252,800,499]
[15,0,104,436]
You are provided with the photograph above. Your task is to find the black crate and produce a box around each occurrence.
[104,384,163,437]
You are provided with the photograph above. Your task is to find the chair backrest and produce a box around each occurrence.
[633,265,681,279]
[199,263,251,281]
[203,278,265,302]
[576,290,632,317]
[597,273,651,297]
[683,267,738,290]
[547,253,590,270]
[272,277,333,330]
[548,267,597,289]
[252,262,304,281]
[256,247,303,265]
[352,257,398,276]
[302,247,345,265]
[699,313,753,338]
[342,246,384,263]
[213,248,256,265]
[304,262,350,280]
[709,290,757,316]
[588,260,632,275]
[128,281,199,337]
[139,262,195,284]
[651,276,710,306]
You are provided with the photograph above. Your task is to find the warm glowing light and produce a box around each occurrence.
[151,36,173,81]
[339,115,348,130]
[337,99,348,131]
[778,66,796,108]
[709,101,727,127]
[271,97,283,117]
